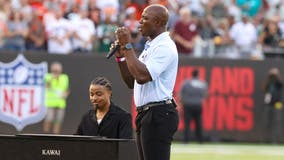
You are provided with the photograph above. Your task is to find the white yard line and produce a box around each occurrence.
[171,144,284,156]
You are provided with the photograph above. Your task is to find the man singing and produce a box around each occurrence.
[111,4,179,160]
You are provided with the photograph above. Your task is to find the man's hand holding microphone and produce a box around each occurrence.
[107,27,133,60]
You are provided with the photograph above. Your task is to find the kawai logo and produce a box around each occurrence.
[0,54,47,131]
[42,149,61,156]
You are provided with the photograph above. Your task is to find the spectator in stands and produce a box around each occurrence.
[229,14,257,59]
[124,6,140,39]
[29,0,48,19]
[278,3,284,21]
[264,0,284,19]
[19,0,33,23]
[96,0,119,23]
[0,4,6,50]
[0,21,5,50]
[46,7,73,54]
[75,76,133,139]
[171,7,199,56]
[122,0,145,21]
[166,1,179,30]
[96,11,118,54]
[0,0,10,23]
[262,67,283,143]
[0,0,10,50]
[42,2,57,27]
[185,0,207,17]
[259,18,283,48]
[88,6,101,26]
[216,18,231,43]
[26,9,46,51]
[278,13,284,39]
[227,14,236,29]
[195,15,218,57]
[179,69,208,143]
[207,0,228,20]
[64,3,80,21]
[2,10,28,52]
[88,6,101,52]
[226,0,242,22]
[43,61,70,134]
[71,8,96,53]
[214,18,232,57]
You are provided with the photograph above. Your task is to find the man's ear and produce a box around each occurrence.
[151,16,160,26]
[154,18,162,27]
[108,90,112,98]
[155,17,166,27]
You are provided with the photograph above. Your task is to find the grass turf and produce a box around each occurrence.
[171,142,284,160]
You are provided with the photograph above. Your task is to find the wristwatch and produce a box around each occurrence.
[122,43,133,50]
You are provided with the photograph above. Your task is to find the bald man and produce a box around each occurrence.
[112,4,179,160]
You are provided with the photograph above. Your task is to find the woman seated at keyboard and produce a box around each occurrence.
[75,76,133,139]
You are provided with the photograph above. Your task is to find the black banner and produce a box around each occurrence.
[0,52,283,142]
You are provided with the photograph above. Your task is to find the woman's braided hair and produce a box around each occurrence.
[90,76,112,91]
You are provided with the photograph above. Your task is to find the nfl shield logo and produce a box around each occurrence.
[0,54,47,131]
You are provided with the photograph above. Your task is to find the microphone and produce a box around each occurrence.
[106,45,120,59]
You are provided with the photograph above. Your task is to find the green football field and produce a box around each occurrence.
[170,143,284,160]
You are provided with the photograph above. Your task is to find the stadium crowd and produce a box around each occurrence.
[0,0,284,59]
